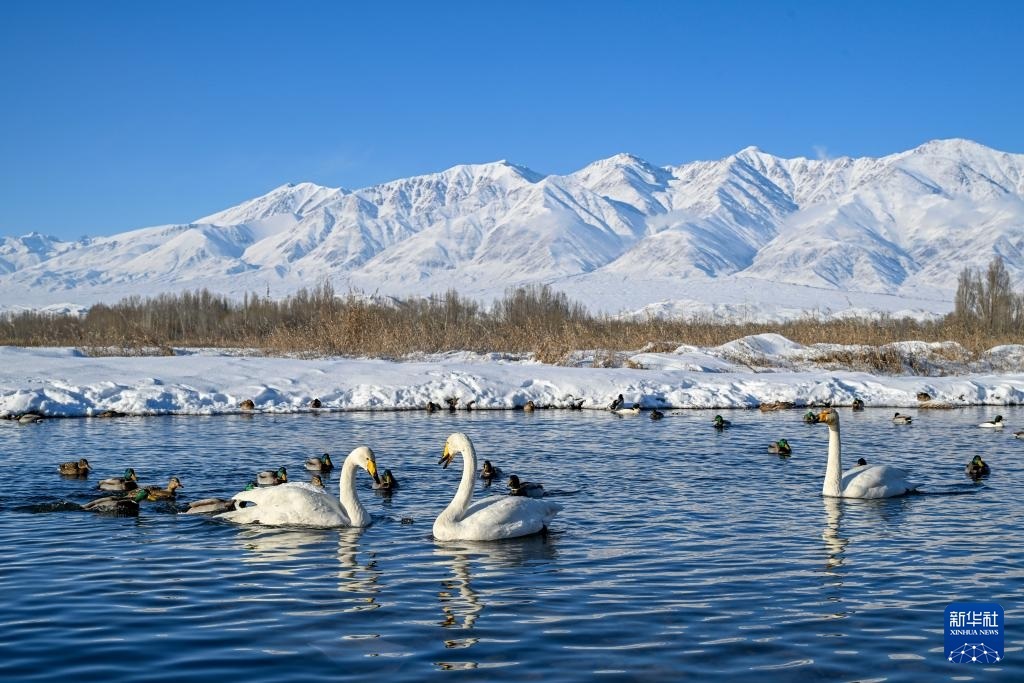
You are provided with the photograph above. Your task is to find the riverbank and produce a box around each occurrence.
[4,334,1024,418]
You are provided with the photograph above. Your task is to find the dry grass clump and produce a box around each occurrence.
[2,280,1023,374]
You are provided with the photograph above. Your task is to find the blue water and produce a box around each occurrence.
[0,407,1021,681]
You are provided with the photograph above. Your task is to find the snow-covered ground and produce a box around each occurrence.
[4,334,1024,418]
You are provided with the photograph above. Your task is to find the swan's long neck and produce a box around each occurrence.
[340,454,370,527]
[440,437,477,524]
[822,420,842,497]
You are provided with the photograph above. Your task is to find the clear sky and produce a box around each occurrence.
[2,0,1022,240]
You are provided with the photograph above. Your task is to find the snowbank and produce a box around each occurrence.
[3,335,1024,418]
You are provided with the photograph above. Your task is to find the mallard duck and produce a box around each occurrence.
[305,453,334,471]
[768,439,791,456]
[965,455,990,479]
[892,412,913,424]
[650,408,664,420]
[480,460,502,480]
[609,394,625,411]
[239,399,255,411]
[372,469,399,492]
[979,415,1005,428]
[184,498,236,515]
[445,397,459,412]
[82,489,149,516]
[185,482,256,515]
[96,409,127,418]
[257,467,287,486]
[803,411,819,423]
[98,467,138,491]
[310,398,322,409]
[426,401,441,413]
[567,396,585,410]
[851,398,865,411]
[507,474,545,498]
[310,474,324,488]
[464,400,476,411]
[713,414,731,429]
[140,476,183,501]
[523,400,536,412]
[58,458,92,476]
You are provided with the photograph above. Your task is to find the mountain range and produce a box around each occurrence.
[3,138,1023,319]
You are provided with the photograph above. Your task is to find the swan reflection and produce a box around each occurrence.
[336,527,381,611]
[434,534,558,660]
[237,527,324,569]
[821,497,848,571]
[435,546,482,639]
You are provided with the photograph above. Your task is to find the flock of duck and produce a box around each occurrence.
[51,399,1006,540]
[56,432,562,541]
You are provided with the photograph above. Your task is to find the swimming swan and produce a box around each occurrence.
[216,446,380,527]
[818,408,917,499]
[433,432,561,542]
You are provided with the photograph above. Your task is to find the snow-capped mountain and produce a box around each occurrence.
[3,138,1023,319]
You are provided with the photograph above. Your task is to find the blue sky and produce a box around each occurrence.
[1,1,1022,240]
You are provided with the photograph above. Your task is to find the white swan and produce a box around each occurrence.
[216,446,380,527]
[817,408,917,499]
[433,433,562,541]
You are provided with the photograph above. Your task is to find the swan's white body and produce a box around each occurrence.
[433,433,561,542]
[216,447,378,527]
[818,409,917,499]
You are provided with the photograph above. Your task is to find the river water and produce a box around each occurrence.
[0,407,1021,681]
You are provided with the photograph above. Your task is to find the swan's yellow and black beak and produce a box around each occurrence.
[367,458,380,485]
[439,443,455,469]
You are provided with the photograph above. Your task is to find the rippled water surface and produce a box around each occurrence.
[1,407,1022,681]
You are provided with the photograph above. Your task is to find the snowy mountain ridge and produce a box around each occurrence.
[3,138,1023,319]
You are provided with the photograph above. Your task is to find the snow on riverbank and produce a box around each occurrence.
[3,335,1024,418]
